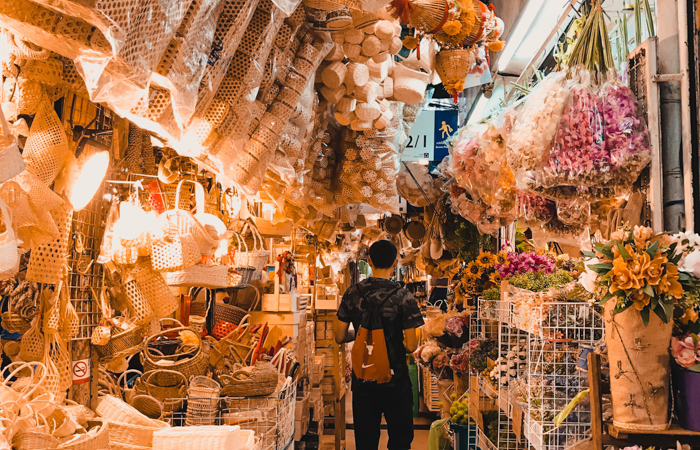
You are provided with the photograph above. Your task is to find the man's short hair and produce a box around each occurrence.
[368,240,398,269]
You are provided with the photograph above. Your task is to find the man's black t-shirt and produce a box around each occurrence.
[337,277,424,377]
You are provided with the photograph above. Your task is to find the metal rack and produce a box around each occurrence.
[165,380,297,450]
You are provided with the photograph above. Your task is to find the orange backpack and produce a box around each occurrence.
[351,285,401,384]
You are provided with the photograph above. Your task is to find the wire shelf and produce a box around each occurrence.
[63,94,113,341]
[164,380,296,450]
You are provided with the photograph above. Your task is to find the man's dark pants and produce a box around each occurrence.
[351,374,414,450]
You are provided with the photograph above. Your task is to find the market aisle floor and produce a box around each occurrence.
[343,388,433,449]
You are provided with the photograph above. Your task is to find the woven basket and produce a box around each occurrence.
[93,326,145,361]
[130,394,163,420]
[130,264,178,317]
[436,48,474,97]
[141,370,187,412]
[96,395,155,427]
[164,264,228,288]
[21,100,71,186]
[392,63,430,105]
[12,431,59,449]
[122,276,154,325]
[162,180,221,257]
[26,202,73,285]
[215,302,249,326]
[1,312,31,334]
[142,327,209,384]
[219,362,278,397]
[57,419,110,450]
[107,418,169,448]
[151,231,201,273]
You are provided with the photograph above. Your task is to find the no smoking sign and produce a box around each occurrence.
[72,359,90,385]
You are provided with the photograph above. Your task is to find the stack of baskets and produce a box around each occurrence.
[185,376,221,426]
[96,395,169,450]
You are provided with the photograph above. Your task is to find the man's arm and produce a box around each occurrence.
[403,327,418,352]
[335,319,355,344]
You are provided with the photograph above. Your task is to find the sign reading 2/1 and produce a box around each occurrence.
[402,109,459,162]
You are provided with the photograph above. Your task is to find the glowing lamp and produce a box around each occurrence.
[70,151,109,211]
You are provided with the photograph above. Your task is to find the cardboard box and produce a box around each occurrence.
[250,311,305,338]
[310,386,322,402]
[295,416,309,441]
[295,395,310,421]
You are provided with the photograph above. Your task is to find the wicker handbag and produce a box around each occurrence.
[219,361,279,397]
[142,327,210,385]
[117,369,144,403]
[107,417,169,448]
[245,221,270,282]
[162,180,223,257]
[230,232,256,286]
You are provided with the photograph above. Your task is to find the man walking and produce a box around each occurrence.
[335,240,424,449]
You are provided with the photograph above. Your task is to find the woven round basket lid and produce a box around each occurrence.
[404,220,426,241]
[383,215,404,235]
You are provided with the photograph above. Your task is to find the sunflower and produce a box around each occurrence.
[495,251,508,265]
[466,261,483,278]
[477,251,495,267]
[489,272,502,284]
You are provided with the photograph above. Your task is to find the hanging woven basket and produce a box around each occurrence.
[391,0,449,34]
[436,48,475,100]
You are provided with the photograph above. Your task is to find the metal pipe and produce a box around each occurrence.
[678,0,694,231]
[656,0,686,232]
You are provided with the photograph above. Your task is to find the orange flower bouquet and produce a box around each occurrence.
[582,225,685,325]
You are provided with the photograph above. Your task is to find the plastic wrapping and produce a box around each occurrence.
[217,33,330,195]
[396,161,442,207]
[535,72,606,189]
[601,78,652,187]
[506,71,569,182]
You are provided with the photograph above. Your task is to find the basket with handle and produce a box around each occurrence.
[56,418,110,450]
[141,327,209,385]
[152,425,243,450]
[93,325,145,361]
[230,231,255,286]
[140,369,188,413]
[117,369,143,403]
[245,221,270,282]
[162,180,222,257]
[130,394,164,420]
[219,361,279,397]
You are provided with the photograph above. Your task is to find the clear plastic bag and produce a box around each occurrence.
[507,71,569,182]
[601,78,652,187]
[535,71,607,189]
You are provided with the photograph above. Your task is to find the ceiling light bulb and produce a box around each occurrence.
[70,151,109,211]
